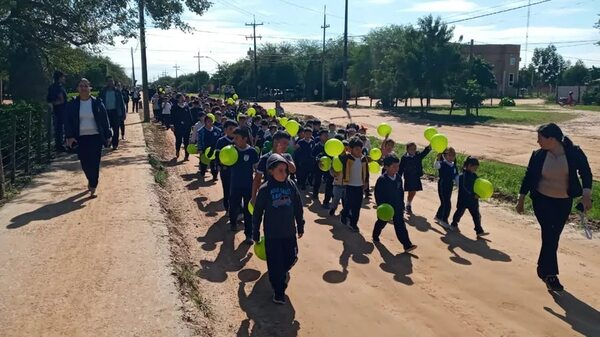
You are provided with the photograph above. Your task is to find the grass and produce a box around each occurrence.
[148,154,167,186]
[369,137,600,222]
[573,105,600,112]
[174,263,213,319]
[67,91,99,99]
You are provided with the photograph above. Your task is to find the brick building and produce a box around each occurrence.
[461,44,521,97]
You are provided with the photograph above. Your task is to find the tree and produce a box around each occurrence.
[0,0,211,101]
[561,60,589,85]
[451,80,486,116]
[531,45,566,93]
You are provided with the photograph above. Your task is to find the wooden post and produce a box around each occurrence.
[46,106,52,162]
[25,109,32,174]
[10,110,16,183]
[0,137,5,200]
[35,111,42,163]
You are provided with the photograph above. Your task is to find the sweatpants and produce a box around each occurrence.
[77,135,103,188]
[435,181,453,223]
[330,185,345,212]
[266,237,298,297]
[451,200,483,233]
[341,185,363,228]
[312,167,333,204]
[106,109,121,149]
[154,109,162,122]
[373,212,412,250]
[296,162,311,189]
[220,167,231,210]
[132,99,140,113]
[532,192,572,277]
[229,188,252,236]
[173,126,190,157]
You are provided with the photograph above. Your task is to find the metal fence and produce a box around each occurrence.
[0,102,54,200]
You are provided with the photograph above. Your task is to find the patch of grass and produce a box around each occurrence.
[573,105,600,112]
[174,263,213,319]
[148,154,167,186]
[369,136,600,221]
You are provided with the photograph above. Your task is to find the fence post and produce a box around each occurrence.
[0,137,5,200]
[25,108,32,174]
[36,111,42,163]
[46,106,52,162]
[10,109,16,184]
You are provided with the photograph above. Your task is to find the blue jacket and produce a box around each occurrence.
[197,126,222,152]
[98,87,126,117]
[64,96,112,141]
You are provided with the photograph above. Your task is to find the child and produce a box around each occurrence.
[229,127,259,242]
[294,128,314,190]
[328,123,337,139]
[171,94,194,160]
[434,147,458,228]
[312,129,333,206]
[215,120,238,211]
[252,153,305,305]
[329,138,349,216]
[197,115,222,179]
[252,130,296,203]
[373,154,417,252]
[400,142,432,214]
[340,137,369,232]
[451,156,488,236]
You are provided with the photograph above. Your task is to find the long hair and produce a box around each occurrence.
[537,123,574,149]
[462,156,480,172]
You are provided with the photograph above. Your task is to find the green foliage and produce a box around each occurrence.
[499,97,516,107]
[561,60,589,86]
[532,45,567,87]
[452,80,486,115]
[582,86,600,105]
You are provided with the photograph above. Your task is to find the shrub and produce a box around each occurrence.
[499,97,516,107]
[582,86,600,105]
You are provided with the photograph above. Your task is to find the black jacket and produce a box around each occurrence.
[98,87,126,117]
[252,178,304,241]
[520,146,592,198]
[374,174,405,212]
[400,146,432,178]
[64,96,112,141]
[171,104,194,129]
[457,171,478,206]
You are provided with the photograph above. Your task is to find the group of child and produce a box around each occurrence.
[152,93,488,304]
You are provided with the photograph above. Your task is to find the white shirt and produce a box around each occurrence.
[347,156,364,187]
[79,99,99,136]
[162,102,172,115]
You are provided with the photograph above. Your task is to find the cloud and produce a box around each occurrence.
[367,0,396,4]
[401,0,478,13]
[543,7,587,16]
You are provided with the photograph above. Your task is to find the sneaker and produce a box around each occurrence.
[404,244,418,253]
[439,220,451,229]
[476,231,489,237]
[449,224,460,232]
[434,217,442,224]
[347,223,359,233]
[89,187,97,198]
[340,215,348,226]
[272,294,286,305]
[212,175,218,181]
[243,236,254,245]
[544,275,564,292]
[406,205,412,214]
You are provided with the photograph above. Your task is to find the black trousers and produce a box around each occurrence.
[341,185,364,228]
[229,188,252,236]
[106,109,120,148]
[162,114,171,128]
[173,126,190,156]
[119,117,125,138]
[312,167,333,204]
[124,100,129,113]
[220,168,231,210]
[153,109,162,122]
[132,99,140,112]
[52,106,65,148]
[451,200,483,233]
[266,237,298,297]
[435,181,453,222]
[373,211,412,249]
[296,161,310,189]
[201,159,218,177]
[532,192,572,277]
[77,135,103,188]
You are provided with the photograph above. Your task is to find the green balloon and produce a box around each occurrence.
[200,153,211,165]
[430,134,448,153]
[424,127,438,141]
[474,178,494,199]
[247,107,256,117]
[325,139,344,157]
[285,120,300,136]
[204,147,216,160]
[377,123,392,137]
[186,143,198,154]
[248,201,254,215]
[332,156,343,172]
[233,94,239,100]
[254,236,267,261]
[267,108,276,117]
[369,148,382,161]
[368,161,381,174]
[207,113,216,122]
[319,156,332,172]
[227,98,235,105]
[377,203,395,222]
[219,145,239,166]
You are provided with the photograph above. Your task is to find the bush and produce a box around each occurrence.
[582,86,600,105]
[499,97,516,107]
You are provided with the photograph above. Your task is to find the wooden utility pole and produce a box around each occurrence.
[173,64,181,79]
[341,0,348,108]
[321,5,330,102]
[245,16,263,100]
[138,0,150,122]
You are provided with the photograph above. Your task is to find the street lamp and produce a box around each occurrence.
[200,56,222,96]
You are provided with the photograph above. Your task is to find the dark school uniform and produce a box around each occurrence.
[399,146,432,192]
[373,173,413,249]
[435,160,458,223]
[451,171,484,234]
[229,146,260,236]
[215,135,235,210]
[171,103,194,157]
[294,138,314,189]
[198,126,222,177]
[311,141,333,205]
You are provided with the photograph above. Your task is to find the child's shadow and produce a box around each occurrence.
[544,290,600,337]
[236,273,300,337]
[406,214,445,235]
[194,195,222,217]
[440,232,511,265]
[374,241,417,285]
[322,224,374,284]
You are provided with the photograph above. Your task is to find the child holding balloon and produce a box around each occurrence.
[197,115,222,180]
[400,143,432,214]
[434,147,458,229]
[215,120,238,211]
[450,156,489,236]
[373,154,417,252]
[340,137,369,232]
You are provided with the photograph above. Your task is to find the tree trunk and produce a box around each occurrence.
[476,104,479,116]
[449,101,454,115]
[419,97,424,112]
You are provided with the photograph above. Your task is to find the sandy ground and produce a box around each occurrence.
[147,119,600,337]
[280,102,600,178]
[0,113,192,337]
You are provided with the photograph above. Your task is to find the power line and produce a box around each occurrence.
[246,16,263,99]
[447,0,551,24]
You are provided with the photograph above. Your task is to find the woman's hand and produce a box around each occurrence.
[582,194,592,213]
[66,138,77,148]
[516,197,525,214]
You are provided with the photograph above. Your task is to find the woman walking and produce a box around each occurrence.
[64,78,112,197]
[517,123,592,291]
[171,94,194,160]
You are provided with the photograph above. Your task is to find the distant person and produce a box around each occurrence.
[434,147,458,229]
[517,123,592,292]
[46,70,68,152]
[399,142,432,214]
[566,91,574,106]
[116,82,126,140]
[121,86,130,113]
[171,94,194,161]
[132,87,141,112]
[99,76,126,149]
[275,100,285,117]
[64,78,112,197]
[215,120,238,211]
[450,156,489,236]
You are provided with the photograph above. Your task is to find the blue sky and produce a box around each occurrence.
[102,0,600,82]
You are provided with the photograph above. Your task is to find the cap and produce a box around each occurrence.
[267,153,288,170]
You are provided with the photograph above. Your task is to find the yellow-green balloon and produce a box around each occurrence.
[186,143,198,154]
[247,107,256,117]
[332,156,343,172]
[207,113,216,122]
[325,139,344,157]
[319,156,332,172]
[200,153,211,165]
[424,127,438,141]
[279,117,288,126]
[474,178,494,199]
[254,236,266,261]
[227,98,234,105]
[204,147,216,160]
[233,94,239,100]
[370,148,382,161]
[267,108,276,117]
[377,203,395,222]
[285,120,300,136]
[248,201,254,215]
[430,134,448,153]
[219,145,238,166]
[377,123,392,137]
[368,161,381,174]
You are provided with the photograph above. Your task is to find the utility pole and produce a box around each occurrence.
[130,47,136,87]
[173,64,181,79]
[341,0,348,108]
[321,5,330,102]
[138,0,150,122]
[246,15,263,100]
[193,51,202,91]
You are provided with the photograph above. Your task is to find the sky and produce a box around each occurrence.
[101,0,600,82]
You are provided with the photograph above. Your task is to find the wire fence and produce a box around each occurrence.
[0,102,55,200]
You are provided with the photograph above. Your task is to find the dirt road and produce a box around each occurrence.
[148,121,600,337]
[0,113,191,337]
[282,102,600,177]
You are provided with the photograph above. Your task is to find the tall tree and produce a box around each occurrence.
[561,60,589,85]
[531,45,566,93]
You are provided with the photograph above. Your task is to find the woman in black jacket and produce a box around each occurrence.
[64,78,112,197]
[517,123,592,292]
[170,94,194,160]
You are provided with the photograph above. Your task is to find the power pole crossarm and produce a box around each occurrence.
[321,5,330,102]
[246,15,263,101]
[173,64,181,79]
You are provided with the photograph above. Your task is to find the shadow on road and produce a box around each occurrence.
[374,241,417,286]
[440,231,511,265]
[6,191,91,229]
[544,290,600,337]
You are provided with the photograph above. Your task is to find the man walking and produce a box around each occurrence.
[46,71,68,152]
[99,76,126,150]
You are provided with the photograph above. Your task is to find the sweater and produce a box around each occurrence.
[400,146,432,178]
[374,173,405,212]
[197,126,222,152]
[252,178,304,241]
[457,171,478,206]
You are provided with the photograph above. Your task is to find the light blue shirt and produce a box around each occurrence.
[104,90,116,110]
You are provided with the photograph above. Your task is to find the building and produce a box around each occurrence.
[461,44,521,97]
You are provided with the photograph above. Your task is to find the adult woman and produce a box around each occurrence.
[517,123,592,291]
[170,94,193,160]
[64,78,112,197]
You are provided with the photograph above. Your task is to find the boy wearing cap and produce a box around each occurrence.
[253,153,305,305]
